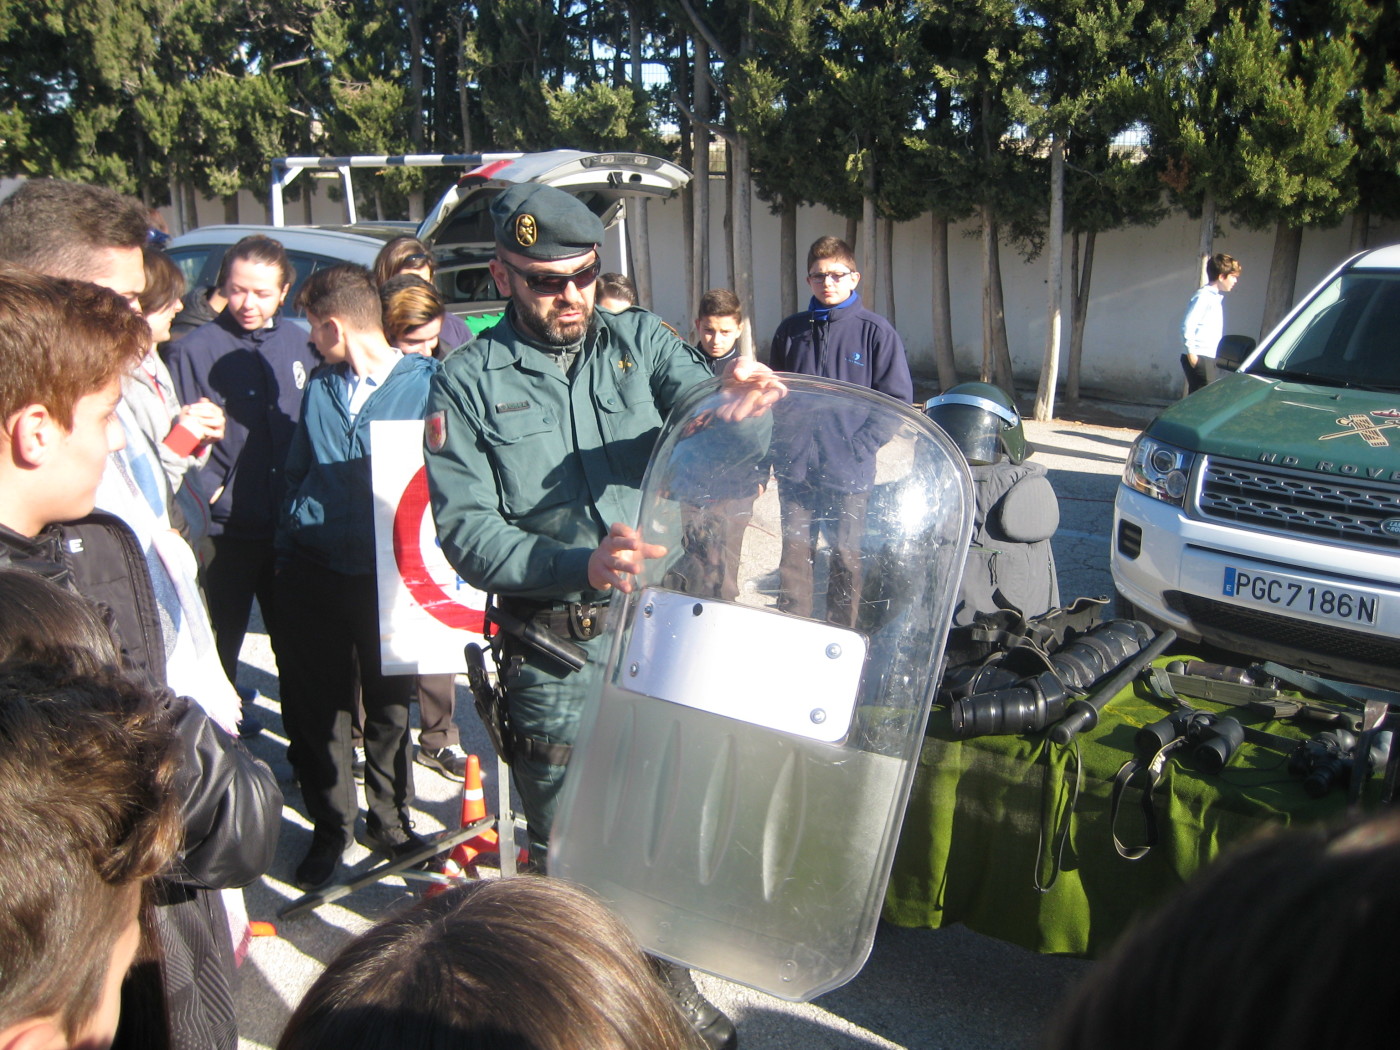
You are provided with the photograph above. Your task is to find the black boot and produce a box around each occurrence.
[650,957,738,1050]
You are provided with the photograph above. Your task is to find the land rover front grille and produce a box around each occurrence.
[1170,592,1400,670]
[1195,458,1400,553]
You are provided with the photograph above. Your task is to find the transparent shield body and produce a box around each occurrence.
[551,375,972,1001]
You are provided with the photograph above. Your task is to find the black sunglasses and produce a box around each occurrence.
[498,256,601,296]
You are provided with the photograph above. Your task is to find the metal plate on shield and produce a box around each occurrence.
[622,587,866,743]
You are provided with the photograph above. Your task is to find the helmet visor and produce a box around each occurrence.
[924,393,1021,466]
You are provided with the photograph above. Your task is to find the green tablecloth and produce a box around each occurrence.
[883,661,1368,957]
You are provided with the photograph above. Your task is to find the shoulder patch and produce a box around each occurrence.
[425,410,447,452]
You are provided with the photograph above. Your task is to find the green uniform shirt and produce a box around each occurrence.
[424,305,712,603]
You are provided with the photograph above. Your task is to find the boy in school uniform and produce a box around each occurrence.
[768,236,913,626]
[694,288,745,374]
[667,289,764,601]
[0,266,280,1050]
[275,264,440,891]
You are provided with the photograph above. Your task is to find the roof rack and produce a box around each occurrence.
[270,154,523,226]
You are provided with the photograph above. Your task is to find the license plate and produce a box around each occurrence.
[1222,566,1380,626]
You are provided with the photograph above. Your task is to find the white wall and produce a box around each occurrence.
[161,176,1400,406]
[647,179,1400,404]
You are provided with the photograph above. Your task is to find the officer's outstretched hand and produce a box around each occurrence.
[588,522,667,593]
[714,357,787,422]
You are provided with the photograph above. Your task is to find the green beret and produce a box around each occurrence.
[490,184,604,261]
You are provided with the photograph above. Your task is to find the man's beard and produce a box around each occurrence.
[516,296,592,346]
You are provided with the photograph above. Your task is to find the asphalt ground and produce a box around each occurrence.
[231,410,1152,1050]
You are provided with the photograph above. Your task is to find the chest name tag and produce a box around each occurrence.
[495,401,531,413]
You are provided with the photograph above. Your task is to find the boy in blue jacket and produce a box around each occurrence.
[276,265,439,891]
[768,236,913,626]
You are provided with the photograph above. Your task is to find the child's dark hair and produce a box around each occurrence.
[1206,252,1240,282]
[278,877,703,1050]
[697,288,741,320]
[372,237,435,287]
[295,264,383,333]
[223,234,294,290]
[599,272,638,306]
[138,245,188,316]
[0,661,182,1040]
[0,569,120,674]
[0,267,147,428]
[806,235,857,274]
[1045,814,1400,1050]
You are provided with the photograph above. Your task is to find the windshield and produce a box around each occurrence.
[1254,269,1400,391]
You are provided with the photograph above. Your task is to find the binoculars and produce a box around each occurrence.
[1136,707,1245,774]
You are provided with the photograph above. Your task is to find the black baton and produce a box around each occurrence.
[1048,629,1178,745]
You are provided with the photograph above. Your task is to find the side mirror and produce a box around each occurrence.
[1215,334,1256,372]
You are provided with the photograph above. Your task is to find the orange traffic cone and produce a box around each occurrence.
[430,754,499,893]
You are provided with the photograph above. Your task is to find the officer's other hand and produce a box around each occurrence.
[588,522,667,592]
[714,358,787,422]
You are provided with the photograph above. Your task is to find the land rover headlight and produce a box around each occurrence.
[1123,435,1194,506]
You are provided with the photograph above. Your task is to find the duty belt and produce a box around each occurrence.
[498,599,609,641]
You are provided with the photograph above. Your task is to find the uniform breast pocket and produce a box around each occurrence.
[596,373,663,480]
[485,410,584,517]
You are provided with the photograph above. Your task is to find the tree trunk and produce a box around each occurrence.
[980,206,994,383]
[1260,221,1303,339]
[169,179,185,234]
[1197,187,1215,287]
[626,6,650,306]
[977,88,1013,393]
[723,142,735,291]
[184,183,199,230]
[1350,210,1370,254]
[733,138,755,360]
[1033,135,1064,423]
[134,132,152,208]
[691,29,710,309]
[628,2,643,88]
[632,199,653,309]
[844,215,858,254]
[930,213,957,391]
[430,31,448,150]
[861,163,876,297]
[1066,230,1096,403]
[780,198,798,324]
[680,137,694,310]
[456,13,473,152]
[223,194,239,224]
[406,0,426,220]
[880,217,895,324]
[980,203,1014,392]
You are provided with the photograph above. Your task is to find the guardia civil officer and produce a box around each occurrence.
[424,184,780,1050]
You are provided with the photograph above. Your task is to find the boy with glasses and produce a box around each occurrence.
[768,236,913,625]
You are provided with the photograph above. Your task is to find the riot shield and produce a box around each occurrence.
[551,374,972,1001]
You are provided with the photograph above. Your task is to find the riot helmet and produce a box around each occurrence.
[924,382,1027,465]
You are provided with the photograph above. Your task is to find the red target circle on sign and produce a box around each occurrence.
[392,466,485,633]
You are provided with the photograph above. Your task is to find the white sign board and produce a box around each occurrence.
[371,419,488,675]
